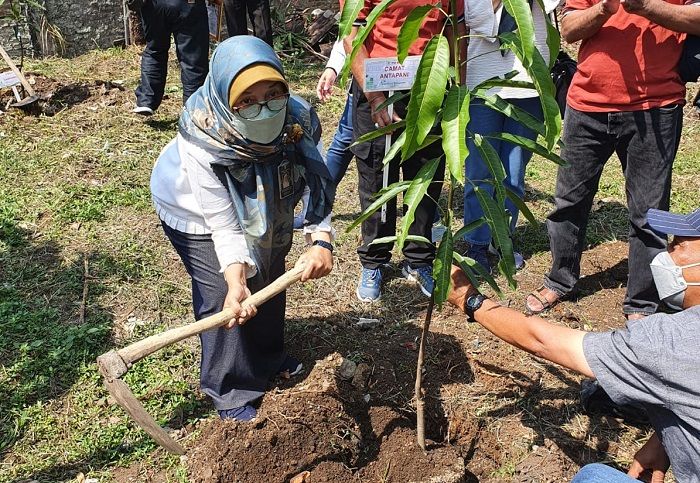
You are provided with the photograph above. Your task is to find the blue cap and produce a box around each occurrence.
[648,208,700,237]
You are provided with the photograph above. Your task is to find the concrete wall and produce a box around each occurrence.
[0,0,125,59]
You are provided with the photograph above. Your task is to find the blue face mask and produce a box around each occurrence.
[650,250,700,311]
[231,105,287,145]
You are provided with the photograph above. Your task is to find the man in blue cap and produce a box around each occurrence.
[447,207,700,481]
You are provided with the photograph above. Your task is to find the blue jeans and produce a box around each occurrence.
[463,97,543,246]
[326,93,355,184]
[572,464,636,482]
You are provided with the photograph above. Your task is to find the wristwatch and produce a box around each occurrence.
[464,293,487,322]
[312,239,333,253]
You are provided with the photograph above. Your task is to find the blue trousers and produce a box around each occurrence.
[326,93,355,185]
[161,222,287,410]
[572,464,636,483]
[463,97,543,246]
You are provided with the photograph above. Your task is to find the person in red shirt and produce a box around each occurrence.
[525,0,700,319]
[345,0,466,302]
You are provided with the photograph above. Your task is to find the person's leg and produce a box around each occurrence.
[353,82,398,270]
[246,0,273,46]
[539,107,615,304]
[326,93,355,185]
[161,223,286,412]
[173,0,209,104]
[567,464,637,483]
[223,0,248,37]
[401,141,445,269]
[499,96,543,233]
[615,104,682,316]
[571,464,636,483]
[135,0,171,110]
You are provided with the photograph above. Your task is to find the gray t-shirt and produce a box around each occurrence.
[583,306,700,482]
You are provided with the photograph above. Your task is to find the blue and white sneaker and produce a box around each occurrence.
[357,267,382,302]
[402,264,434,297]
[218,405,257,422]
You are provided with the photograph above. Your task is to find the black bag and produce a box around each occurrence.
[679,35,700,83]
[551,50,577,116]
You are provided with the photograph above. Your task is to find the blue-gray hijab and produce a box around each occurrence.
[178,36,335,238]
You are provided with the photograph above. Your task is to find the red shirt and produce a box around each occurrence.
[565,0,688,112]
[357,0,463,58]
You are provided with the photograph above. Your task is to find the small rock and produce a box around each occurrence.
[338,358,357,380]
[531,444,539,452]
[363,394,371,403]
[352,363,371,389]
[355,317,380,330]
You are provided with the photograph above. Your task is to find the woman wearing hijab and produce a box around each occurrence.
[150,36,336,421]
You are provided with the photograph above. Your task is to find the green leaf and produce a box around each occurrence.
[402,35,450,160]
[339,0,364,40]
[433,220,454,306]
[474,186,516,287]
[441,85,470,185]
[501,0,536,64]
[396,158,441,250]
[453,251,503,297]
[484,133,566,166]
[350,120,407,147]
[471,134,506,208]
[473,91,545,137]
[499,31,561,150]
[374,91,410,112]
[533,0,561,69]
[370,235,432,245]
[383,130,407,165]
[454,217,485,240]
[397,4,437,63]
[504,186,537,228]
[346,180,411,232]
[339,0,398,87]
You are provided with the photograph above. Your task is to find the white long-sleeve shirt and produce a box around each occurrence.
[465,0,560,98]
[151,134,332,277]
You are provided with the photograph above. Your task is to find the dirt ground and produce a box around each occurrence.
[179,241,638,483]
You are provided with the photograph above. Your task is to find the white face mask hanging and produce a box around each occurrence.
[649,250,700,311]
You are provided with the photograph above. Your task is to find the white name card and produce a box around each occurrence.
[0,71,20,88]
[363,56,421,93]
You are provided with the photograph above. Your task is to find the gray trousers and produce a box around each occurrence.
[162,222,287,410]
[544,104,683,315]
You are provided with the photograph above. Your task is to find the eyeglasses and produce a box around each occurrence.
[233,94,289,119]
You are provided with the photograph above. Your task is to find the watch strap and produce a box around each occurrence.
[464,293,487,322]
[312,239,333,253]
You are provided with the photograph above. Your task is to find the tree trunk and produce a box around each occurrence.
[415,293,435,451]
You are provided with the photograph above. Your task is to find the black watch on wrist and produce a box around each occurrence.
[312,239,333,253]
[464,293,487,322]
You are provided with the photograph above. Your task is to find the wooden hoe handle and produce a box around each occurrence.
[96,263,306,454]
[0,44,36,96]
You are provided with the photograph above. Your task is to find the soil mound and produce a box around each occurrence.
[187,353,464,483]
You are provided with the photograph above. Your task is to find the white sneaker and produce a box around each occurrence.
[132,106,154,116]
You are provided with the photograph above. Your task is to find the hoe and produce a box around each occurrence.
[96,264,306,454]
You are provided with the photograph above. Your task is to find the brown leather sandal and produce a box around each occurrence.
[525,285,562,315]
